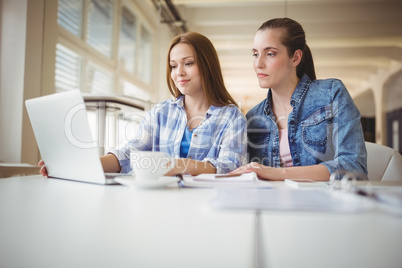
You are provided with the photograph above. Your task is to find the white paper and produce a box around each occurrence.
[375,188,402,207]
[208,188,371,213]
[180,172,272,189]
[193,172,257,182]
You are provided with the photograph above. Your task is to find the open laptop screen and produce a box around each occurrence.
[25,90,107,184]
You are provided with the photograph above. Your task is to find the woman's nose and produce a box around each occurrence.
[176,65,185,76]
[255,56,265,69]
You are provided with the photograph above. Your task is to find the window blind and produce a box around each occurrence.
[86,63,112,94]
[138,25,152,84]
[55,43,81,92]
[57,0,84,37]
[122,81,150,101]
[119,6,137,74]
[87,0,114,58]
[56,0,154,95]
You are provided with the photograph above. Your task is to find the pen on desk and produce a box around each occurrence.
[355,188,375,198]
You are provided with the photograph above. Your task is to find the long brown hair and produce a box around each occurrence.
[258,18,316,80]
[166,32,237,107]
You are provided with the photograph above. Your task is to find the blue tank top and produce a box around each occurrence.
[180,126,193,158]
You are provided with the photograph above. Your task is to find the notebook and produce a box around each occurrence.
[178,172,272,188]
[25,90,125,185]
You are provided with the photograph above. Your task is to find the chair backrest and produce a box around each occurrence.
[365,142,402,182]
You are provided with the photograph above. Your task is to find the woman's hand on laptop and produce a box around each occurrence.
[38,160,48,177]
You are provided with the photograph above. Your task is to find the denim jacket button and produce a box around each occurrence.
[290,120,295,125]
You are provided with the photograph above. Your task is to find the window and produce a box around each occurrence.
[87,0,114,58]
[55,0,154,152]
[55,0,154,97]
[138,25,152,84]
[122,80,150,101]
[119,6,137,74]
[55,44,81,92]
[58,0,84,38]
[86,62,113,94]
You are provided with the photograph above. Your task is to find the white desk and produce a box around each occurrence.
[257,211,402,268]
[1,176,401,268]
[0,175,255,268]
[254,186,402,268]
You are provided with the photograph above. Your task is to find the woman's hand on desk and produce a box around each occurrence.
[229,162,330,181]
[38,160,48,177]
[164,158,217,176]
[229,162,279,180]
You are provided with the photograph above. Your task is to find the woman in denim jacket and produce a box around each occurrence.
[231,18,367,181]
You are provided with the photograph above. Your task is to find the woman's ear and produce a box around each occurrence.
[292,49,303,67]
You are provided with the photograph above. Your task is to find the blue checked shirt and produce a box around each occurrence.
[111,96,247,174]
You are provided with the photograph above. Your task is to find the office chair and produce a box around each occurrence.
[365,142,402,182]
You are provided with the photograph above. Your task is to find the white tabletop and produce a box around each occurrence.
[0,175,255,268]
[1,175,401,268]
[257,211,402,268]
[254,185,402,268]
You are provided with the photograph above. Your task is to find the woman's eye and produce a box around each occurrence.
[252,52,258,57]
[170,65,176,69]
[267,52,275,57]
[185,62,194,66]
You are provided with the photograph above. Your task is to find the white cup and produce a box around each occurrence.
[130,151,176,181]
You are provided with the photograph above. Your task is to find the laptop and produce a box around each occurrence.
[25,90,126,185]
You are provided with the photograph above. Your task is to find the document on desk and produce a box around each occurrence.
[374,188,402,207]
[208,188,371,213]
[179,172,272,188]
[353,184,402,214]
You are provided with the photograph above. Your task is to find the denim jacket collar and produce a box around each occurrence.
[264,74,312,116]
[291,74,311,106]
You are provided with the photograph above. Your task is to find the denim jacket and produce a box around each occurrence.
[246,74,367,176]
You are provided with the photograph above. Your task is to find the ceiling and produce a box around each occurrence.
[161,0,402,112]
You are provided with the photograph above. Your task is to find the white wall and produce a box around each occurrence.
[385,69,402,112]
[21,0,45,164]
[0,0,27,163]
[353,61,402,144]
[353,90,375,118]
